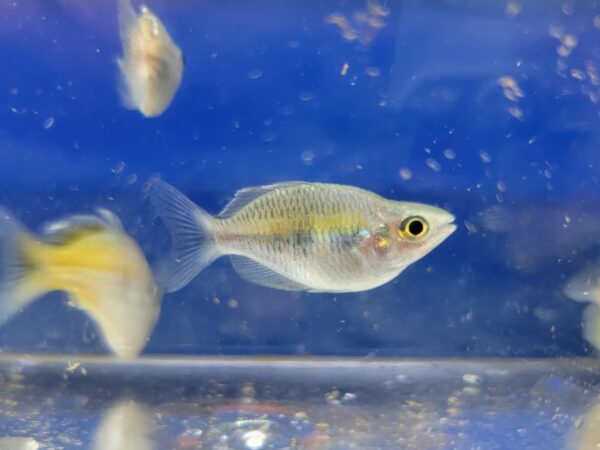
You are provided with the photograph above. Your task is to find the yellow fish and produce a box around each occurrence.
[117,0,184,117]
[0,208,161,358]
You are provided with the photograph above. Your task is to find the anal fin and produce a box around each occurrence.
[230,255,308,291]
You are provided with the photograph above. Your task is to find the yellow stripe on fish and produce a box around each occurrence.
[222,212,367,240]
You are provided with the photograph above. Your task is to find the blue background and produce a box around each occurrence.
[0,0,599,357]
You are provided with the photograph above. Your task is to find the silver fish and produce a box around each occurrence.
[150,180,456,293]
[117,0,183,117]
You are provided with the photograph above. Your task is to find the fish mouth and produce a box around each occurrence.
[430,214,457,246]
[442,221,457,236]
[437,209,456,234]
[437,222,457,242]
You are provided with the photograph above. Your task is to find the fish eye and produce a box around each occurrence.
[399,216,429,239]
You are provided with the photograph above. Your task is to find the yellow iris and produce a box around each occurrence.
[399,216,429,240]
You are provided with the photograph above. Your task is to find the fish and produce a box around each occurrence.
[569,397,600,450]
[565,265,600,350]
[0,438,40,450]
[117,0,183,117]
[150,180,456,293]
[93,400,155,450]
[0,208,162,358]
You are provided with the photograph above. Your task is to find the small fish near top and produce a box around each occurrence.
[0,208,162,358]
[117,0,183,117]
[150,180,456,294]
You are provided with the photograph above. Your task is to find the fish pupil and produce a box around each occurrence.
[399,216,428,239]
[408,219,424,236]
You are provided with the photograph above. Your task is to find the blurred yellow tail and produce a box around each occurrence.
[0,208,47,324]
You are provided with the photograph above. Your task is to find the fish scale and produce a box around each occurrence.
[222,185,366,256]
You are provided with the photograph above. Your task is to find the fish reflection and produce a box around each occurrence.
[150,180,456,294]
[0,437,40,450]
[568,397,600,449]
[473,202,600,274]
[117,0,183,117]
[0,208,162,358]
[174,402,327,449]
[565,265,600,350]
[93,400,155,450]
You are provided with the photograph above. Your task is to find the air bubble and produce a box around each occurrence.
[425,158,441,172]
[300,150,315,165]
[480,151,492,163]
[43,117,54,129]
[365,66,381,77]
[248,69,263,80]
[442,148,456,160]
[399,167,412,180]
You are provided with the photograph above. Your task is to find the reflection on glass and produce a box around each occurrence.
[0,437,40,450]
[93,400,155,450]
[569,398,600,450]
[565,265,600,350]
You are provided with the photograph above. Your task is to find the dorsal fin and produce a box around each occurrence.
[218,181,309,219]
[42,209,123,244]
[117,0,138,46]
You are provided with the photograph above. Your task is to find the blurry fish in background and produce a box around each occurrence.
[564,265,600,351]
[150,180,456,294]
[0,437,40,450]
[0,208,162,358]
[473,202,600,274]
[326,1,390,46]
[117,0,183,117]
[93,400,155,450]
[478,205,515,234]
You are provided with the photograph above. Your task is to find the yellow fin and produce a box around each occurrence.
[0,207,47,324]
[68,274,161,359]
[42,209,122,244]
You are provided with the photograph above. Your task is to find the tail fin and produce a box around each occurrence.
[0,208,46,324]
[149,180,219,293]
